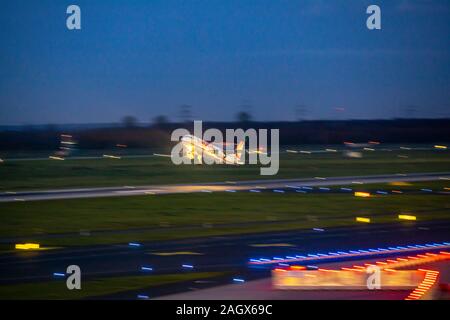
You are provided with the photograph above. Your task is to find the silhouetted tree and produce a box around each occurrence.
[236,111,252,123]
[152,115,169,128]
[179,105,192,123]
[121,116,137,128]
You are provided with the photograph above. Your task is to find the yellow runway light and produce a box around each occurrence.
[49,156,64,160]
[399,214,417,221]
[354,192,370,198]
[434,145,447,149]
[355,217,371,223]
[15,243,40,250]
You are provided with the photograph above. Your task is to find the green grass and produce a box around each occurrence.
[1,181,448,247]
[0,149,448,191]
[0,272,224,300]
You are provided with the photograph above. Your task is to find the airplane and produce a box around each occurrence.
[179,134,245,165]
[153,134,256,165]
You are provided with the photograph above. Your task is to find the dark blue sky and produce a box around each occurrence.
[1,0,449,124]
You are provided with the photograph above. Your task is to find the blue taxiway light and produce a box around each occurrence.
[53,272,65,277]
[233,278,245,283]
[319,187,330,191]
[313,228,325,232]
[421,189,433,192]
[128,242,141,247]
[225,190,237,193]
[249,241,450,265]
[340,188,353,192]
[249,190,261,193]
[376,191,388,195]
[137,295,149,299]
[182,264,194,269]
[273,189,285,193]
[141,266,153,272]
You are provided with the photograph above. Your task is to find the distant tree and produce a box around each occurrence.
[236,111,252,123]
[152,115,169,128]
[179,105,192,123]
[121,116,138,128]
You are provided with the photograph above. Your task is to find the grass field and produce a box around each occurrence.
[1,181,448,247]
[0,149,449,191]
[0,272,225,300]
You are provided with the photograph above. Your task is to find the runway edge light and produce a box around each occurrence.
[398,214,417,221]
[15,243,40,250]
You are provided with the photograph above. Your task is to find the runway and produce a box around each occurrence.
[1,172,449,202]
[1,219,449,299]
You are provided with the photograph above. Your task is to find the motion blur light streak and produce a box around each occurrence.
[249,242,450,265]
[405,270,439,300]
[398,214,417,221]
[53,273,65,277]
[103,154,121,159]
[272,252,449,291]
[128,242,142,247]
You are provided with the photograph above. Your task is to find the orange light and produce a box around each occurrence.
[290,266,306,270]
[354,192,371,198]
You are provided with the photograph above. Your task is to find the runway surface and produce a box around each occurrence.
[156,259,450,300]
[1,219,449,299]
[1,172,449,202]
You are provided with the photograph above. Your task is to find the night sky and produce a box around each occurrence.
[0,0,449,125]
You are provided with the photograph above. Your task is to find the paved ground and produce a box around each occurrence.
[0,172,448,202]
[1,219,448,299]
[156,260,450,300]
